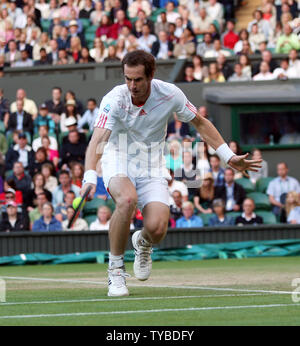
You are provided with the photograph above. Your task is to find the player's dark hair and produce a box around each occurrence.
[122,50,156,78]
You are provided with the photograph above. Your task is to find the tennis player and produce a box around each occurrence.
[81,50,261,297]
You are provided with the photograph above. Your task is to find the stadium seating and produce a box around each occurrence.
[199,213,214,226]
[256,177,274,193]
[247,192,271,211]
[235,178,255,193]
[0,121,5,134]
[256,211,277,225]
[83,198,106,215]
[84,214,97,226]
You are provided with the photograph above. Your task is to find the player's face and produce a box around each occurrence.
[124,64,152,104]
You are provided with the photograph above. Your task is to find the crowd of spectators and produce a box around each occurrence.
[1,84,300,231]
[1,0,300,82]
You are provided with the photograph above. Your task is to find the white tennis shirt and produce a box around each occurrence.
[94,79,197,178]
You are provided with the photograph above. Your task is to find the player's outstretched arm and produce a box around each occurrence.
[81,127,111,199]
[190,113,262,176]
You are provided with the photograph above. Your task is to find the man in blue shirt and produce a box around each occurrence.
[176,201,203,228]
[78,98,99,132]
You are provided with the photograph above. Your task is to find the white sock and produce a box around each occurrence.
[109,253,124,269]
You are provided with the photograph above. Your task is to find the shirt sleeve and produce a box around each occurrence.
[94,96,118,131]
[173,86,197,123]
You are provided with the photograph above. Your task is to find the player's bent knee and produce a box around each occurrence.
[145,219,168,243]
[115,195,137,215]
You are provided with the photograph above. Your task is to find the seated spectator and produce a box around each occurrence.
[0,88,9,121]
[276,23,300,54]
[5,40,21,67]
[221,19,239,50]
[78,98,99,133]
[155,11,169,36]
[248,148,268,185]
[62,117,86,144]
[28,191,48,228]
[204,38,231,58]
[68,36,83,64]
[273,58,298,80]
[228,63,251,82]
[57,26,69,51]
[0,201,30,232]
[176,201,203,228]
[215,167,246,212]
[238,54,252,79]
[208,198,234,226]
[206,0,224,28]
[267,162,300,218]
[29,147,54,177]
[128,0,152,19]
[196,33,213,56]
[183,64,197,83]
[151,30,173,59]
[45,86,64,120]
[52,170,80,207]
[253,61,275,81]
[59,129,87,168]
[173,28,196,59]
[168,169,189,204]
[47,39,60,65]
[193,140,210,173]
[60,99,82,133]
[95,14,114,40]
[103,45,121,63]
[235,198,263,225]
[10,88,38,120]
[233,28,252,54]
[56,48,75,65]
[248,9,272,42]
[34,47,52,66]
[170,190,183,221]
[288,49,300,77]
[89,38,108,63]
[209,154,225,187]
[32,202,62,232]
[192,55,208,82]
[55,190,76,222]
[32,123,57,151]
[41,163,58,193]
[1,180,23,205]
[204,62,225,83]
[137,23,157,54]
[192,7,212,35]
[79,0,94,19]
[62,205,89,230]
[79,47,95,64]
[24,172,52,211]
[167,112,191,140]
[6,99,34,138]
[174,149,198,190]
[66,20,86,49]
[115,38,127,60]
[109,10,132,40]
[70,162,84,188]
[32,32,51,62]
[193,172,215,214]
[5,133,35,172]
[249,23,266,53]
[162,1,180,24]
[236,39,253,56]
[286,191,300,224]
[253,50,278,76]
[90,1,104,26]
[217,53,233,80]
[165,139,183,172]
[90,205,112,231]
[14,49,34,67]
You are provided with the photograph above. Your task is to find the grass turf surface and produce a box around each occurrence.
[0,256,300,326]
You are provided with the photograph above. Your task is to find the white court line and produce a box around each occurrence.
[0,293,266,307]
[1,276,294,295]
[0,303,299,319]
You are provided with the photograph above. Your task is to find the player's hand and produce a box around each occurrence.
[228,153,262,178]
[80,183,96,201]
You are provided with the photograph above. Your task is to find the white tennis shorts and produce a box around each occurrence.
[101,156,170,210]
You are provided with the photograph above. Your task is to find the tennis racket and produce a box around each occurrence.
[68,185,92,229]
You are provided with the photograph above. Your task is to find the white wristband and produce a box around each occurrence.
[216,143,235,163]
[82,170,97,186]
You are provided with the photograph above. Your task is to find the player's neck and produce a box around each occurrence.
[131,86,151,107]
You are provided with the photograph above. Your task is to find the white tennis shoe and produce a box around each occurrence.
[132,230,152,281]
[107,268,130,297]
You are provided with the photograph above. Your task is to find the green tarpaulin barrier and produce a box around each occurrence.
[1,239,300,266]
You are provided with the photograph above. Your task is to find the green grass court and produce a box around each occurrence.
[0,257,300,326]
